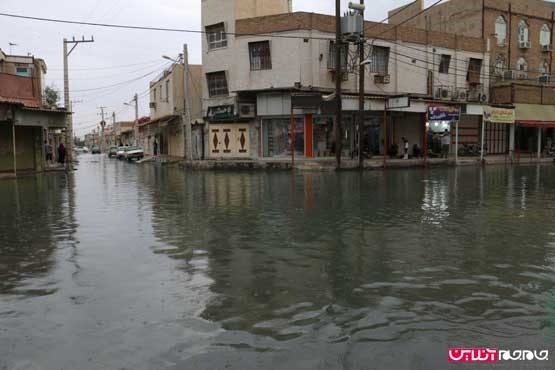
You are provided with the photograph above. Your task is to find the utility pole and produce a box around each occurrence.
[358,0,365,168]
[98,106,106,152]
[64,36,94,169]
[133,93,139,146]
[335,0,343,169]
[183,44,193,161]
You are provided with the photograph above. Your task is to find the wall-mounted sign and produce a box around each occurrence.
[428,105,459,121]
[207,105,234,121]
[386,96,410,110]
[483,107,515,124]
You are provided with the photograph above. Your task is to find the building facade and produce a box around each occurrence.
[139,61,202,158]
[0,49,67,175]
[389,0,555,156]
[201,2,490,160]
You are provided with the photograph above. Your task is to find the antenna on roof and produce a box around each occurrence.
[8,42,18,54]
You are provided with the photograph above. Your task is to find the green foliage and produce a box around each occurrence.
[44,86,59,107]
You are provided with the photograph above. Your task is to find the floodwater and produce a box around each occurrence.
[1,155,555,370]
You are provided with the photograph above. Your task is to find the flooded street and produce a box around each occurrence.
[2,156,555,369]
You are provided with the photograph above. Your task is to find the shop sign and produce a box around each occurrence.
[386,96,410,109]
[207,105,234,121]
[428,105,459,121]
[483,107,515,124]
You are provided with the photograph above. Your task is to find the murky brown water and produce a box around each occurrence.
[1,155,555,369]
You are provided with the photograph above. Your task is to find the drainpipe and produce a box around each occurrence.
[537,127,542,160]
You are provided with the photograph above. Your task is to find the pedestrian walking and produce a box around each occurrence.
[45,141,53,162]
[441,129,451,158]
[402,137,409,159]
[57,143,66,164]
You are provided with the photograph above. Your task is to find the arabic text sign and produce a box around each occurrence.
[428,105,459,121]
[483,107,515,124]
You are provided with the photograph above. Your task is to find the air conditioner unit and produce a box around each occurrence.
[149,102,156,109]
[454,89,468,101]
[238,103,256,118]
[503,70,515,80]
[330,70,349,82]
[542,44,552,52]
[539,75,551,83]
[374,74,390,84]
[519,41,531,49]
[516,71,528,80]
[434,87,452,100]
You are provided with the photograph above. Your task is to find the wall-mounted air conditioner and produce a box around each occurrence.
[539,75,551,83]
[374,74,390,84]
[454,89,468,102]
[434,87,452,100]
[238,103,256,118]
[519,41,531,49]
[503,70,515,80]
[542,44,552,52]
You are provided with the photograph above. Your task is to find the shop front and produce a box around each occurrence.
[514,104,555,158]
[481,106,515,158]
[426,104,460,158]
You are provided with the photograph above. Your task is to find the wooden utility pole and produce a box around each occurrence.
[358,0,365,168]
[98,106,106,152]
[335,0,343,169]
[64,36,94,169]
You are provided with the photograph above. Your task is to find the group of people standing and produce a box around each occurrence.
[44,141,66,165]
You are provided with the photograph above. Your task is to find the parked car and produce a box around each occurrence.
[91,146,101,154]
[74,146,88,154]
[108,146,119,158]
[116,147,127,159]
[124,147,144,161]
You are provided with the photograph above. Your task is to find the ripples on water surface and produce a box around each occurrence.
[1,155,555,369]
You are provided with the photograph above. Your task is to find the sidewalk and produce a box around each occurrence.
[181,155,554,171]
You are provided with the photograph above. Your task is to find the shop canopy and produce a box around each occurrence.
[515,104,555,128]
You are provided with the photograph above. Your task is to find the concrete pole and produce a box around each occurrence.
[133,94,139,146]
[480,119,486,162]
[183,44,193,161]
[335,0,342,169]
[358,0,365,169]
[455,119,459,164]
[537,127,542,159]
[63,39,73,170]
[509,122,515,160]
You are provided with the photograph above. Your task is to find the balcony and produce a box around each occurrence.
[491,81,555,105]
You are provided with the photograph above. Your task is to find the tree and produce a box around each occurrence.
[44,86,59,107]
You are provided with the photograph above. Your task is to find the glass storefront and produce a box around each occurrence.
[262,117,304,157]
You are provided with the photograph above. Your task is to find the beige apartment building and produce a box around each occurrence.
[139,61,202,158]
[201,0,491,160]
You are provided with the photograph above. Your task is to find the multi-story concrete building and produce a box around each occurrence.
[201,1,490,160]
[389,0,555,156]
[139,60,202,158]
[0,49,67,175]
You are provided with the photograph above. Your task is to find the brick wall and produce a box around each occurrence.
[235,11,485,53]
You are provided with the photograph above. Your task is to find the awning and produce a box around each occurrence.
[515,104,555,127]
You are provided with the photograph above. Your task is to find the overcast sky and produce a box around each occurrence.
[1,0,425,136]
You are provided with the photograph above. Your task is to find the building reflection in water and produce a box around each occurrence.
[0,173,77,296]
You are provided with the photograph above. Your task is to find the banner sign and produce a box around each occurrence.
[428,105,459,121]
[483,107,515,124]
[386,96,410,110]
[207,105,234,121]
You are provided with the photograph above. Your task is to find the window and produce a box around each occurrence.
[539,60,549,75]
[516,57,528,71]
[153,88,157,102]
[165,80,170,102]
[328,41,348,71]
[439,54,451,74]
[206,71,229,97]
[540,24,551,46]
[495,54,506,76]
[368,46,390,75]
[206,23,227,50]
[467,58,482,83]
[495,16,507,46]
[15,66,30,77]
[518,20,529,43]
[249,41,272,70]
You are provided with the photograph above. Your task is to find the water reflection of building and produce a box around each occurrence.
[0,173,76,295]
